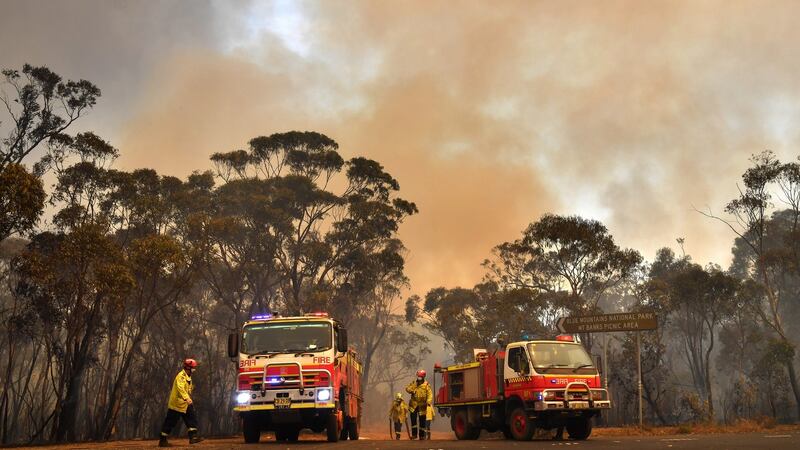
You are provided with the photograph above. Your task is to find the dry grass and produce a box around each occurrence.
[593,418,798,436]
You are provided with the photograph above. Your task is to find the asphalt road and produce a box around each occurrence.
[29,430,800,450]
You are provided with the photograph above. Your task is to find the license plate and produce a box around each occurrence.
[274,397,291,409]
[569,401,589,409]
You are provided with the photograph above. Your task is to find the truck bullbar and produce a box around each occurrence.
[238,365,331,391]
[534,381,611,411]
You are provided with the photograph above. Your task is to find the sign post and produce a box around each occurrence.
[556,312,657,428]
[637,331,642,427]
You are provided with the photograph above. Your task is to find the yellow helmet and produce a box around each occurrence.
[395,392,403,400]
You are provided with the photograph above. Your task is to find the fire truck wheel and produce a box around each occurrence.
[339,417,349,441]
[326,413,340,442]
[347,417,360,441]
[452,409,480,440]
[285,428,300,442]
[242,415,260,444]
[347,417,360,440]
[566,416,592,440]
[508,408,534,441]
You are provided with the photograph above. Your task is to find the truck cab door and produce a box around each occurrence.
[503,345,532,381]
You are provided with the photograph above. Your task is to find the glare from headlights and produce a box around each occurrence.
[316,389,331,401]
[236,392,251,404]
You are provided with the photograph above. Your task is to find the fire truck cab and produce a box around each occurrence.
[227,313,362,443]
[434,335,610,441]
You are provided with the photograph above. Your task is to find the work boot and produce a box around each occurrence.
[188,431,204,444]
[395,433,401,440]
[158,436,172,447]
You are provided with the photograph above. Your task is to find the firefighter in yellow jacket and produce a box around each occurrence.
[159,358,203,447]
[388,392,408,439]
[405,369,433,440]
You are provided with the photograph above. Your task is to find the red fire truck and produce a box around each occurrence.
[433,335,610,441]
[227,312,362,443]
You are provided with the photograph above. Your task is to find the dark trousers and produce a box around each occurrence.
[393,420,402,439]
[160,405,198,437]
[410,410,429,439]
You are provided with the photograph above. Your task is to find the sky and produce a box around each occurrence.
[2,0,800,300]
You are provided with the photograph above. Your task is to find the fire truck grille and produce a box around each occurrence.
[238,372,330,391]
[553,390,589,401]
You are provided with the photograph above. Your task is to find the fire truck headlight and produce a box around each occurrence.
[236,392,251,405]
[316,388,331,402]
[543,391,555,401]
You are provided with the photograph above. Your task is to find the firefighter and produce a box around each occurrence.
[159,358,203,447]
[388,392,408,440]
[405,369,433,440]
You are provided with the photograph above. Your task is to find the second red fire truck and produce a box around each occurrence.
[433,335,610,440]
[227,312,362,443]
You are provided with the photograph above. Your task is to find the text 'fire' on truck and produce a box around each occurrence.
[227,312,363,443]
[433,335,610,441]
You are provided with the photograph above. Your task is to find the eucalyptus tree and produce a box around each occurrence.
[12,132,132,441]
[208,131,417,318]
[0,64,100,241]
[409,282,549,363]
[701,151,800,418]
[484,214,642,316]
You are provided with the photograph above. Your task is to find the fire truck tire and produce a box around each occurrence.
[242,415,260,444]
[566,416,592,440]
[326,413,340,442]
[286,428,300,442]
[452,409,480,440]
[339,417,349,441]
[347,417,360,440]
[508,408,534,441]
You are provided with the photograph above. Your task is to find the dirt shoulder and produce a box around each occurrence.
[592,420,800,436]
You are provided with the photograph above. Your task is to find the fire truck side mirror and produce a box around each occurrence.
[227,333,239,358]
[337,328,348,353]
[595,355,603,374]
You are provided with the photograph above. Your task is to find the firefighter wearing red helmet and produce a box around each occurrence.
[405,368,433,440]
[159,358,203,447]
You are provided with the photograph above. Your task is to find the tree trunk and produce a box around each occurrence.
[55,359,87,442]
[643,387,669,425]
[55,317,97,442]
[704,320,715,422]
[96,329,147,440]
[785,359,800,420]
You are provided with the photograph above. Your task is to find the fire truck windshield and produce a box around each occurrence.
[242,321,332,355]
[527,342,596,374]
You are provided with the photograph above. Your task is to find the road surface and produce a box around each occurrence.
[27,430,800,450]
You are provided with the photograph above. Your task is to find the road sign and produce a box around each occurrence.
[556,311,658,429]
[556,312,658,334]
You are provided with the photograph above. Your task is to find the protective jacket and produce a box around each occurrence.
[389,399,408,421]
[167,369,194,413]
[405,380,433,412]
[425,404,434,421]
